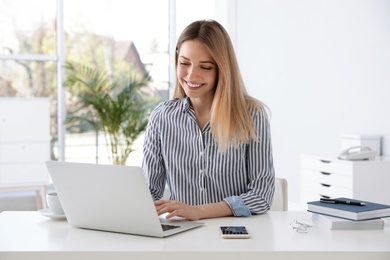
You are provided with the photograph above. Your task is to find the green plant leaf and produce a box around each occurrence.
[65,61,157,165]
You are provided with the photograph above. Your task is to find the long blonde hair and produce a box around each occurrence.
[173,20,264,151]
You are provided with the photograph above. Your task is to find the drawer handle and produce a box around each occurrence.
[320,171,331,176]
[320,195,331,199]
[320,159,331,163]
[320,183,331,187]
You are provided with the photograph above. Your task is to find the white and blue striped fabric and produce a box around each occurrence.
[142,97,275,215]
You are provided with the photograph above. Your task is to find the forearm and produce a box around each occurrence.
[195,201,234,219]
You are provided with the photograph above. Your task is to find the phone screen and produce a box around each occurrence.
[220,226,250,238]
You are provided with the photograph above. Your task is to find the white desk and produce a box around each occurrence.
[0,211,389,260]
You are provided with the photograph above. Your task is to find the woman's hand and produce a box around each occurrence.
[154,199,234,221]
[155,200,203,221]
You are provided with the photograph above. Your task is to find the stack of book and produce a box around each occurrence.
[307,197,390,230]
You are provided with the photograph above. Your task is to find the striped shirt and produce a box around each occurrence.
[142,97,275,216]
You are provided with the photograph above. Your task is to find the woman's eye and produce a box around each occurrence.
[201,66,212,70]
[180,62,190,66]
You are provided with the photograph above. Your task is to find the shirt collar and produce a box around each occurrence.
[182,97,191,112]
[181,97,211,132]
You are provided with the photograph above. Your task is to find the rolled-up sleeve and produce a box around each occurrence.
[224,196,251,217]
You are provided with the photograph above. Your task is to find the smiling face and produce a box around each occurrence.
[176,40,218,104]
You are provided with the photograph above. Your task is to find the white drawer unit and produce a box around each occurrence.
[300,154,390,206]
[0,163,49,184]
[0,98,50,187]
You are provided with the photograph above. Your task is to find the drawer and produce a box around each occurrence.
[0,98,50,142]
[301,156,352,176]
[0,143,49,163]
[301,169,352,189]
[0,163,49,184]
[301,179,353,198]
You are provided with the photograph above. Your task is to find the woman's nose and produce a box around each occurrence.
[187,66,198,79]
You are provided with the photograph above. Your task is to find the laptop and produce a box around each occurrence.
[45,161,204,238]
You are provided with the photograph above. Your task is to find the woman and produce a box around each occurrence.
[142,20,275,221]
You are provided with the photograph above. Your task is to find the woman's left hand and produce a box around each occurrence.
[154,200,203,221]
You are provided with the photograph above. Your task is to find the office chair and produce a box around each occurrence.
[270,178,288,211]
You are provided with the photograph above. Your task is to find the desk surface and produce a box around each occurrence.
[1,211,389,260]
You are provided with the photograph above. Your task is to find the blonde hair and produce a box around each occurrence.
[173,20,265,151]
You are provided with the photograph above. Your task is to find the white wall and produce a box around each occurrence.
[234,0,390,207]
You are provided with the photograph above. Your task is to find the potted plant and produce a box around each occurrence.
[65,61,156,165]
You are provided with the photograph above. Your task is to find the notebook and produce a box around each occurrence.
[312,213,384,230]
[45,161,204,238]
[307,197,390,221]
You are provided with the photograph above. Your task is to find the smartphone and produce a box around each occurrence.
[220,226,250,239]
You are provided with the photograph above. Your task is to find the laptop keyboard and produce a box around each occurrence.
[161,224,180,231]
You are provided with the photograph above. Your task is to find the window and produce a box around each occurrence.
[62,0,170,165]
[0,0,219,167]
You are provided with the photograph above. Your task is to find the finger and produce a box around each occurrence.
[155,201,175,212]
[165,209,183,219]
[157,202,184,216]
[158,202,178,212]
[154,199,170,206]
[156,202,175,214]
[165,212,175,219]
